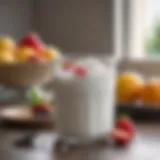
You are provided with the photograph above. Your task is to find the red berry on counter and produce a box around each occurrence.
[73,65,87,77]
[32,104,50,113]
[111,128,132,145]
[116,117,135,136]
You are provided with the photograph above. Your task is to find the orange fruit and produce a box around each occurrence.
[0,37,15,52]
[140,80,160,104]
[15,47,35,62]
[0,50,15,63]
[42,47,56,60]
[116,72,144,103]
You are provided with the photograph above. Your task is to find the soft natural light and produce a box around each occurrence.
[145,0,160,55]
[145,0,160,32]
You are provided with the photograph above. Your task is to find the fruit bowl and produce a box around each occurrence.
[0,61,54,86]
[0,33,62,86]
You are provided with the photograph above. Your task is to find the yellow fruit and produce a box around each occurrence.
[0,50,14,63]
[116,72,144,103]
[140,80,160,104]
[0,37,15,52]
[15,47,35,62]
[42,47,56,60]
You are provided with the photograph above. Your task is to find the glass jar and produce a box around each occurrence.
[54,57,117,144]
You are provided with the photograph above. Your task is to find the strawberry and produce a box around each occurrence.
[18,33,44,52]
[29,88,49,114]
[111,128,132,145]
[73,65,87,77]
[116,116,135,136]
[32,104,50,115]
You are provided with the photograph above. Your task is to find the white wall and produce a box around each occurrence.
[36,0,114,56]
[0,0,34,40]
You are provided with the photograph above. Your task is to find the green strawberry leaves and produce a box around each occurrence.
[119,114,129,119]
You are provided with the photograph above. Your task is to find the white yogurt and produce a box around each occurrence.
[54,58,116,140]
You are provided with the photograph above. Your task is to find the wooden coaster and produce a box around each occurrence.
[0,105,55,129]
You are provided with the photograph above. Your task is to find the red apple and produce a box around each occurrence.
[18,33,44,51]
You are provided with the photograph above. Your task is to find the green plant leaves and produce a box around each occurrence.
[28,88,43,106]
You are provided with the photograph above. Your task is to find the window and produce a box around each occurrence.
[118,0,160,77]
[120,0,160,58]
[145,0,160,56]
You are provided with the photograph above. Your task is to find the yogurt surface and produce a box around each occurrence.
[54,58,116,139]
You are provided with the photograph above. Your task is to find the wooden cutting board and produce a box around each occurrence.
[0,105,55,128]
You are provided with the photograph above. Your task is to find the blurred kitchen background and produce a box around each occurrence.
[0,0,160,105]
[0,0,159,75]
[0,0,113,55]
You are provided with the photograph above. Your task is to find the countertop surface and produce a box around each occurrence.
[0,123,159,160]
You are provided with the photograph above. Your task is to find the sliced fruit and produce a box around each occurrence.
[116,116,135,135]
[18,33,43,52]
[111,128,132,145]
[15,47,35,62]
[73,65,87,77]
